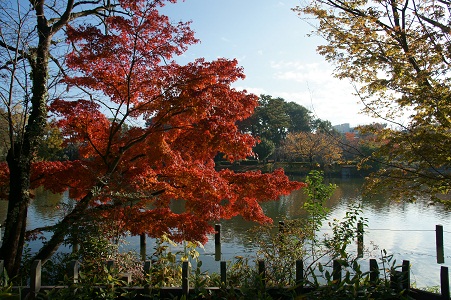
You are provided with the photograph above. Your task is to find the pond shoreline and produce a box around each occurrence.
[215,161,364,178]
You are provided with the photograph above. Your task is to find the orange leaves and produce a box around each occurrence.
[31,160,101,199]
[125,208,213,244]
[23,2,306,245]
[217,168,305,223]
[49,99,111,158]
[65,6,197,107]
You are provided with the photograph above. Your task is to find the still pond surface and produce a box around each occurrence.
[0,177,450,288]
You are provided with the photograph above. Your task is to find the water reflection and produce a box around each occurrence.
[30,188,65,223]
[0,178,450,288]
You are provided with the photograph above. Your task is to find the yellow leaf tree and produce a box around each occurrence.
[282,131,343,168]
[295,0,451,202]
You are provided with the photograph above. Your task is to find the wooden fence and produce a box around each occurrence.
[3,223,450,299]
[5,258,451,300]
[138,223,447,263]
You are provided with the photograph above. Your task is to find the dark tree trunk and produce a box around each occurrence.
[0,12,50,277]
[0,0,114,278]
[1,150,30,276]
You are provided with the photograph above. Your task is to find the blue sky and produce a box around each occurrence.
[160,0,378,127]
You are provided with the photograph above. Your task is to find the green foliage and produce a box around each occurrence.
[254,137,275,162]
[37,218,143,286]
[41,267,133,300]
[252,220,308,287]
[248,171,334,287]
[303,170,335,233]
[148,235,184,287]
[0,266,19,299]
[36,120,66,161]
[251,171,409,299]
[238,94,316,148]
[324,205,368,259]
[302,251,411,299]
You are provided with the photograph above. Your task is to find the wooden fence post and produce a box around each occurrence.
[30,260,41,299]
[215,244,221,261]
[215,224,221,245]
[436,224,445,264]
[402,260,410,291]
[333,260,341,283]
[279,221,285,233]
[357,222,364,258]
[278,221,286,250]
[441,266,450,300]
[258,260,266,289]
[215,224,221,261]
[296,259,303,294]
[390,271,403,291]
[369,259,379,283]
[106,260,114,271]
[143,260,152,295]
[220,261,227,285]
[70,260,80,283]
[140,233,146,261]
[182,261,189,296]
[144,260,152,276]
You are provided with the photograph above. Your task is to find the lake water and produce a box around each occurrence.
[0,177,450,288]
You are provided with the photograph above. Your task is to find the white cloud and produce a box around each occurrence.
[266,60,379,126]
[270,62,339,87]
[236,59,383,127]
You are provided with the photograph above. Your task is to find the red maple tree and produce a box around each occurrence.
[3,0,303,263]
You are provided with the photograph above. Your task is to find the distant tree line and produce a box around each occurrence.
[230,94,387,173]
[235,94,333,162]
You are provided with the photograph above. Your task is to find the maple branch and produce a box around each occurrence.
[73,0,105,8]
[47,54,68,91]
[48,0,75,33]
[0,42,29,71]
[25,225,56,238]
[0,55,27,72]
[33,182,105,264]
[67,3,120,21]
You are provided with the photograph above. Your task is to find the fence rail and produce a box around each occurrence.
[5,258,451,300]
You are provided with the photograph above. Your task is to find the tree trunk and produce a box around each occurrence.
[0,19,50,277]
[33,189,99,265]
[0,0,115,278]
[1,150,30,277]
